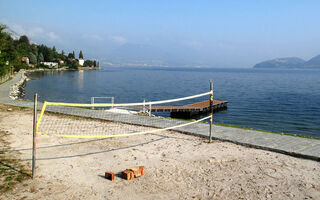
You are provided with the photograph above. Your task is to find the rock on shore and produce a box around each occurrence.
[9,70,29,100]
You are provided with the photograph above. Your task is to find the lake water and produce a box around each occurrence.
[24,67,320,139]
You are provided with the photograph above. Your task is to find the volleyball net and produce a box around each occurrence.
[36,91,214,139]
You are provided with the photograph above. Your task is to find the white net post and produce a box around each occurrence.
[91,97,94,109]
[32,93,37,179]
[209,81,213,142]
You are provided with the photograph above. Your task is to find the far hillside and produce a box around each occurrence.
[253,55,320,69]
[0,24,99,80]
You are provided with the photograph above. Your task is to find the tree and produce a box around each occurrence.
[30,44,38,57]
[67,52,74,59]
[19,35,30,45]
[83,60,94,67]
[53,46,56,52]
[61,50,65,55]
[93,60,96,67]
[79,50,83,59]
[29,52,37,64]
[38,53,44,62]
[16,42,29,57]
[72,51,75,59]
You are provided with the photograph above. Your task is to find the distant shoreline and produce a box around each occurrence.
[11,67,102,100]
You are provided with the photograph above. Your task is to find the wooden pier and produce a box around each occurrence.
[142,100,228,118]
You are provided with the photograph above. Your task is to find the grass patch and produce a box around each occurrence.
[19,107,30,110]
[16,99,33,102]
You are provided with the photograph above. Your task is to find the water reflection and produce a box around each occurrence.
[78,70,84,90]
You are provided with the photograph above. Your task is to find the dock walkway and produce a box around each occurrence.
[137,99,228,118]
[0,71,319,161]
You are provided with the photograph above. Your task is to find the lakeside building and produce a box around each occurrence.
[79,58,84,66]
[21,57,29,65]
[40,62,58,68]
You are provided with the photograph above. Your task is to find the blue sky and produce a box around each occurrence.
[1,0,320,67]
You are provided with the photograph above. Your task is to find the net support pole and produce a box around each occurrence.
[209,81,213,142]
[32,93,37,179]
[149,103,152,116]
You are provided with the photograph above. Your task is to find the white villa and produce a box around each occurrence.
[79,58,84,66]
[40,62,58,68]
[21,57,29,65]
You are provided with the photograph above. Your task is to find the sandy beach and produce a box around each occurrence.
[0,104,319,199]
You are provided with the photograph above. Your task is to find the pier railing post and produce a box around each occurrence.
[32,93,37,179]
[91,97,95,110]
[209,81,213,142]
[149,103,152,116]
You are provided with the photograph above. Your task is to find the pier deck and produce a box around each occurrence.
[139,100,228,118]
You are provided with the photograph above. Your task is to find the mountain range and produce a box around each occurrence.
[253,55,320,68]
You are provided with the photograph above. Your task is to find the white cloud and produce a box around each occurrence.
[109,35,127,45]
[47,32,59,41]
[10,23,26,35]
[3,21,43,37]
[28,27,44,37]
[0,19,60,42]
[82,34,103,41]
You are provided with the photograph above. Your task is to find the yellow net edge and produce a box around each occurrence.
[36,115,211,139]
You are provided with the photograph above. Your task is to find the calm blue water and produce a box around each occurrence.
[25,67,320,138]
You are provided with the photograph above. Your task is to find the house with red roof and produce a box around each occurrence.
[21,57,29,65]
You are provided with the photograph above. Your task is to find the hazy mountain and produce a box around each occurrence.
[104,43,207,67]
[3,27,20,40]
[3,26,37,44]
[107,44,173,64]
[304,55,320,68]
[253,57,306,68]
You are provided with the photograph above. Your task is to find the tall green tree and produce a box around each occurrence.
[29,52,37,64]
[19,35,30,45]
[67,52,74,59]
[79,50,83,59]
[38,53,44,62]
[30,44,38,57]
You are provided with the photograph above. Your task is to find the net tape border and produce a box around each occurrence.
[36,91,213,138]
[43,91,212,107]
[36,115,211,138]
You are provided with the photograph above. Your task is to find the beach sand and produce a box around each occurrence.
[0,104,319,199]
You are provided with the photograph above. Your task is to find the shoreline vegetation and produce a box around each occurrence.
[0,24,101,81]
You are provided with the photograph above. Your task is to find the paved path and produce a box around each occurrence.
[0,71,319,161]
